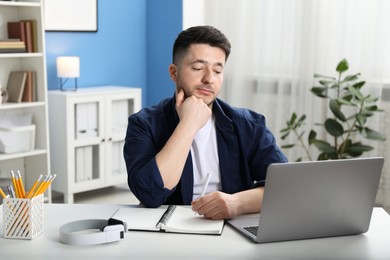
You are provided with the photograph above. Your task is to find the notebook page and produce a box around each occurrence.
[112,207,167,231]
[163,206,224,234]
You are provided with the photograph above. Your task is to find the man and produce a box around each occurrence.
[124,25,287,220]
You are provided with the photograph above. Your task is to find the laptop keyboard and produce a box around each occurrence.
[243,226,258,236]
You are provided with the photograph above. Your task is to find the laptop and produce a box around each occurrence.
[227,157,384,243]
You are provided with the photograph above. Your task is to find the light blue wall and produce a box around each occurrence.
[45,0,182,107]
[146,0,183,106]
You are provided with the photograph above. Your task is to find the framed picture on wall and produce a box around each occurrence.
[44,0,98,32]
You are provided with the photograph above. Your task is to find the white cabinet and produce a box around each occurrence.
[0,1,51,202]
[48,86,141,203]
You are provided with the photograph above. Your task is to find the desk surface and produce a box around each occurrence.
[1,204,390,259]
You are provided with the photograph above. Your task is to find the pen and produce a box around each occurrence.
[200,172,212,198]
[195,172,213,215]
[7,185,16,198]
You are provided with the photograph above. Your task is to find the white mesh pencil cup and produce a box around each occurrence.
[3,193,44,239]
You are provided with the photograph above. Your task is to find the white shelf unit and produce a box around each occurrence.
[0,0,51,202]
[48,86,142,203]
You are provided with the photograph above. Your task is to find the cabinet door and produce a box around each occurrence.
[68,96,105,190]
[104,93,137,185]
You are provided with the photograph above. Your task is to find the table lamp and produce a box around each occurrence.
[56,56,80,91]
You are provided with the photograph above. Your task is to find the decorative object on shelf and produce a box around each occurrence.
[280,59,386,161]
[0,84,9,104]
[56,56,80,91]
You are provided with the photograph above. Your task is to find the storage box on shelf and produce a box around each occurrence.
[48,86,142,203]
[0,0,51,202]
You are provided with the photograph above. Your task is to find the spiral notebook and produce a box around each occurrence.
[112,205,224,235]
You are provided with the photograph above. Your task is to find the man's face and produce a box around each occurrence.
[170,44,226,108]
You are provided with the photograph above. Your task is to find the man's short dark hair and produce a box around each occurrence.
[172,25,231,65]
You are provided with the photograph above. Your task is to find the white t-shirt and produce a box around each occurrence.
[191,115,221,201]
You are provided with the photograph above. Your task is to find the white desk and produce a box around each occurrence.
[1,204,390,259]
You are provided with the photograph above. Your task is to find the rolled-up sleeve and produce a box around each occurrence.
[124,113,175,208]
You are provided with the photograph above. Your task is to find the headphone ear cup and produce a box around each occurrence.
[102,224,124,232]
[106,218,127,232]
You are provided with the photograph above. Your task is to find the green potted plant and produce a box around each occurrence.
[280,59,386,161]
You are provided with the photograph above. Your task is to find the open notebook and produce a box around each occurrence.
[112,205,224,235]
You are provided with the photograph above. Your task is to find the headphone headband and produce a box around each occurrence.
[60,218,127,246]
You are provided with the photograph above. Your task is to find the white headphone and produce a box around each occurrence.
[60,218,127,246]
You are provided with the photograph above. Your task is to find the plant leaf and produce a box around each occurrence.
[353,81,365,89]
[311,86,328,98]
[317,152,338,160]
[356,114,367,126]
[281,144,296,149]
[360,127,387,141]
[314,73,336,80]
[281,131,290,140]
[325,118,344,137]
[289,112,297,126]
[342,73,360,83]
[312,140,337,154]
[347,143,373,153]
[336,59,349,73]
[329,99,347,122]
[308,130,317,145]
[364,105,378,111]
[348,85,364,100]
[319,80,334,86]
[280,127,290,133]
[297,114,306,124]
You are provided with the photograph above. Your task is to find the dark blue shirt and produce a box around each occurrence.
[124,96,287,208]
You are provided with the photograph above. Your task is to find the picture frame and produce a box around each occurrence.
[44,0,98,32]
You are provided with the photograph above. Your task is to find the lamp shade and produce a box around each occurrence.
[56,56,80,78]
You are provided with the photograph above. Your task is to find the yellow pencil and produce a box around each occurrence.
[16,174,24,198]
[17,171,26,198]
[26,175,43,199]
[38,174,56,195]
[33,175,50,197]
[11,172,20,198]
[0,187,6,199]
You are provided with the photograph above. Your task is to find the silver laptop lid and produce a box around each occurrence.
[227,157,384,243]
[256,157,384,243]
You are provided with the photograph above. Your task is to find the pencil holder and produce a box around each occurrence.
[3,194,44,240]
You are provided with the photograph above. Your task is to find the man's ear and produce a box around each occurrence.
[169,64,177,82]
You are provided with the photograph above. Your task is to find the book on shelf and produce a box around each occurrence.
[7,19,37,53]
[23,20,33,53]
[7,21,26,44]
[23,20,37,52]
[112,205,224,235]
[6,70,37,103]
[0,39,26,53]
[21,71,37,102]
[6,71,27,103]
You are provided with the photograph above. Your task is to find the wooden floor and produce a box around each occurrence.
[52,183,140,204]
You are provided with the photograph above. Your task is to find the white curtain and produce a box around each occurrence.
[183,0,390,212]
